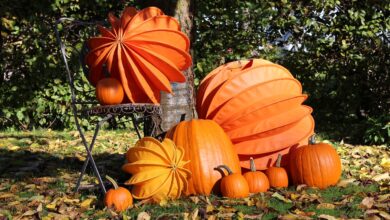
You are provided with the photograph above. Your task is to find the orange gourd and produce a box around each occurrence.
[243,157,269,193]
[166,119,241,196]
[289,135,342,189]
[122,137,191,202]
[96,78,124,105]
[86,7,192,103]
[104,176,133,211]
[265,154,289,188]
[217,165,249,198]
[196,59,315,170]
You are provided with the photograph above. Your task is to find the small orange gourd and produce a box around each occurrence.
[289,135,342,189]
[243,157,270,193]
[217,165,249,198]
[96,78,124,105]
[265,154,288,188]
[104,175,133,211]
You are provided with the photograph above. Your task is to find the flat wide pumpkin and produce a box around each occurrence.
[166,119,241,196]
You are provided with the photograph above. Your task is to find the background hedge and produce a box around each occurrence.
[1,0,389,145]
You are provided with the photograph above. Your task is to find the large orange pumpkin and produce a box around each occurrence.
[166,119,241,196]
[86,7,192,104]
[289,135,342,189]
[196,59,314,170]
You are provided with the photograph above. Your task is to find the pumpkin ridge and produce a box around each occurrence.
[127,44,185,82]
[127,48,172,92]
[122,44,158,103]
[125,169,170,185]
[313,147,324,188]
[132,170,173,199]
[127,147,171,164]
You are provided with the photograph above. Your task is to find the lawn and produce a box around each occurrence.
[0,129,388,219]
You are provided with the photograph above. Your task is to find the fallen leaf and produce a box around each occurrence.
[379,211,390,219]
[80,198,95,209]
[380,157,390,170]
[0,193,14,199]
[281,213,311,220]
[336,178,356,187]
[45,203,57,211]
[204,204,214,213]
[317,203,335,209]
[360,197,375,209]
[272,192,292,203]
[137,212,151,220]
[290,193,300,200]
[372,173,389,182]
[318,214,338,220]
[191,208,198,220]
[207,215,216,220]
[296,184,307,192]
[16,210,37,219]
[189,196,200,204]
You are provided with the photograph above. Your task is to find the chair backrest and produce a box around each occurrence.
[54,18,103,106]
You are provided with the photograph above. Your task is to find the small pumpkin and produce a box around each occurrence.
[265,154,288,188]
[243,157,269,193]
[217,165,249,198]
[289,135,342,189]
[104,175,133,211]
[96,78,124,105]
[122,137,191,202]
[166,119,241,196]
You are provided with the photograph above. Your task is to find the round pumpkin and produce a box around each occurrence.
[166,119,241,196]
[122,137,191,202]
[265,154,288,188]
[243,157,269,193]
[289,135,342,189]
[96,78,124,105]
[104,176,133,211]
[218,165,249,198]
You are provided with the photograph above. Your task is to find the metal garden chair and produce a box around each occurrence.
[54,18,162,194]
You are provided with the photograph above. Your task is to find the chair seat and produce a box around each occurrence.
[83,103,161,116]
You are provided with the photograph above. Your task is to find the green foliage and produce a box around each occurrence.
[194,0,389,144]
[1,0,389,144]
[0,0,138,130]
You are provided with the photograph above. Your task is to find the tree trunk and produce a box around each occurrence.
[140,0,195,133]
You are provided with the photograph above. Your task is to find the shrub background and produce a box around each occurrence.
[1,0,389,144]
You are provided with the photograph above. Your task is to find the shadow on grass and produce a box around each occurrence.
[0,148,129,184]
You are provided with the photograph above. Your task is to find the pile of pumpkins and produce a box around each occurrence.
[86,6,342,212]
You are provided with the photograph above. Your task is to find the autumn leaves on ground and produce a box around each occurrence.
[0,130,389,219]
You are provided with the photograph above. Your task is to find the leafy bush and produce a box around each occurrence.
[1,0,389,144]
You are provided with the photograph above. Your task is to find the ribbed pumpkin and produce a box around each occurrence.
[122,137,191,202]
[289,135,342,189]
[217,165,249,198]
[166,119,241,196]
[243,157,269,193]
[96,78,124,105]
[86,7,192,103]
[196,59,314,170]
[265,154,289,188]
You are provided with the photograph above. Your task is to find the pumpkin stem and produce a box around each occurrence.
[276,154,282,168]
[249,157,257,172]
[102,63,110,78]
[309,134,316,145]
[106,175,119,189]
[216,165,233,176]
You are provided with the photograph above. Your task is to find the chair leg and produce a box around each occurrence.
[131,114,142,139]
[75,114,113,194]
